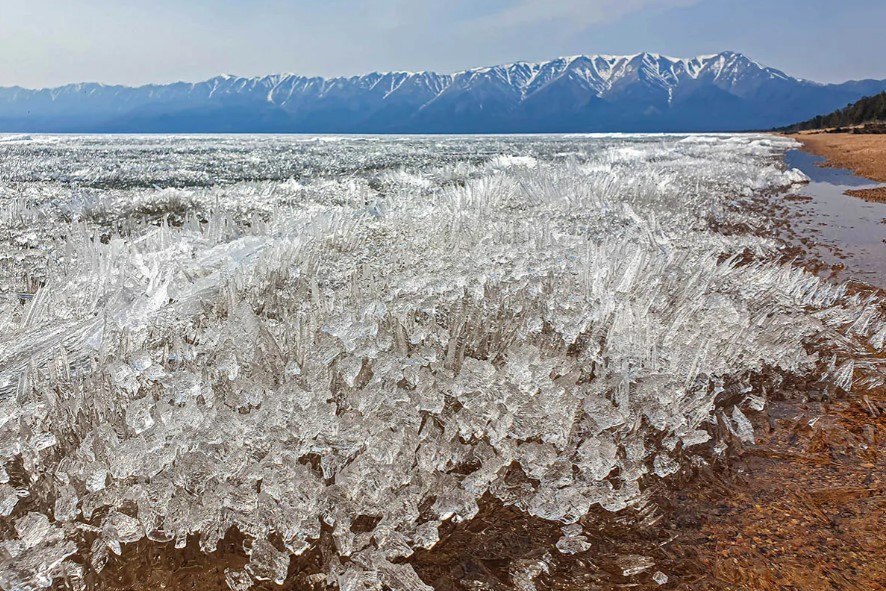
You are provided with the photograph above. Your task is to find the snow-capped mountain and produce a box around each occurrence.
[1,51,884,133]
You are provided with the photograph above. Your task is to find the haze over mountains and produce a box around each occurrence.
[1,51,885,133]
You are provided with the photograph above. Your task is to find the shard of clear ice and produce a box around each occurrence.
[0,134,882,589]
[556,524,592,555]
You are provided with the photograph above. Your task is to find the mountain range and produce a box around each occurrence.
[1,51,885,133]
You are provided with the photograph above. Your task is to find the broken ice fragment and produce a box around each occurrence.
[86,468,108,493]
[730,406,756,444]
[618,554,655,577]
[30,432,58,453]
[577,436,618,480]
[16,512,63,549]
[110,362,139,395]
[745,394,766,412]
[102,511,144,554]
[125,396,156,434]
[284,360,302,378]
[511,556,550,591]
[653,453,680,477]
[245,538,290,584]
[162,371,203,404]
[833,360,854,392]
[225,569,254,591]
[53,484,79,522]
[680,430,711,448]
[130,351,153,373]
[90,538,109,573]
[412,521,440,550]
[556,524,591,554]
[216,352,240,380]
[0,484,19,516]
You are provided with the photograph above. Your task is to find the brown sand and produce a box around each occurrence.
[790,133,886,203]
[846,186,886,203]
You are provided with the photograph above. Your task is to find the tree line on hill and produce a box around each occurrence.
[778,91,886,133]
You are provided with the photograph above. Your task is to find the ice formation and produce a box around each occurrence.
[0,134,882,590]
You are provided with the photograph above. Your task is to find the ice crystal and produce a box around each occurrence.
[556,524,592,554]
[0,134,882,589]
[619,554,655,577]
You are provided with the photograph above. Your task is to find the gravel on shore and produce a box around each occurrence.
[790,132,886,202]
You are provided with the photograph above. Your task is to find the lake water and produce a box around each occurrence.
[783,149,886,288]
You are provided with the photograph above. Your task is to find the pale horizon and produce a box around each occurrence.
[1,0,884,89]
[0,51,826,91]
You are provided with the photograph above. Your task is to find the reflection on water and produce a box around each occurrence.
[785,150,881,186]
[783,150,886,288]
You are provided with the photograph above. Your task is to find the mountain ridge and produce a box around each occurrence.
[2,51,885,133]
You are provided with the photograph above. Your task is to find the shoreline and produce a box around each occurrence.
[777,145,886,289]
[789,132,886,202]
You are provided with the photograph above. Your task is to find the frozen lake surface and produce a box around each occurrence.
[0,134,882,590]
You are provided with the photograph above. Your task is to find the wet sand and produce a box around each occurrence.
[790,133,886,202]
[847,186,886,202]
[777,148,886,288]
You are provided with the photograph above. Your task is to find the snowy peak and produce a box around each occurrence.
[435,51,793,102]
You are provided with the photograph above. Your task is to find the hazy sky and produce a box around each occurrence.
[1,0,883,88]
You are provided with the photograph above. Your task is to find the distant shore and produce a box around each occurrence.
[789,132,886,202]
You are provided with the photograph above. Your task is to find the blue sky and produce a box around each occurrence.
[1,0,883,88]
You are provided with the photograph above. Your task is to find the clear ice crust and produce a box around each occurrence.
[0,134,882,590]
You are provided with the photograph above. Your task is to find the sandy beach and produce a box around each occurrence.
[790,133,886,202]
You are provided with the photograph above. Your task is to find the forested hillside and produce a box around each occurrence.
[780,91,886,132]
